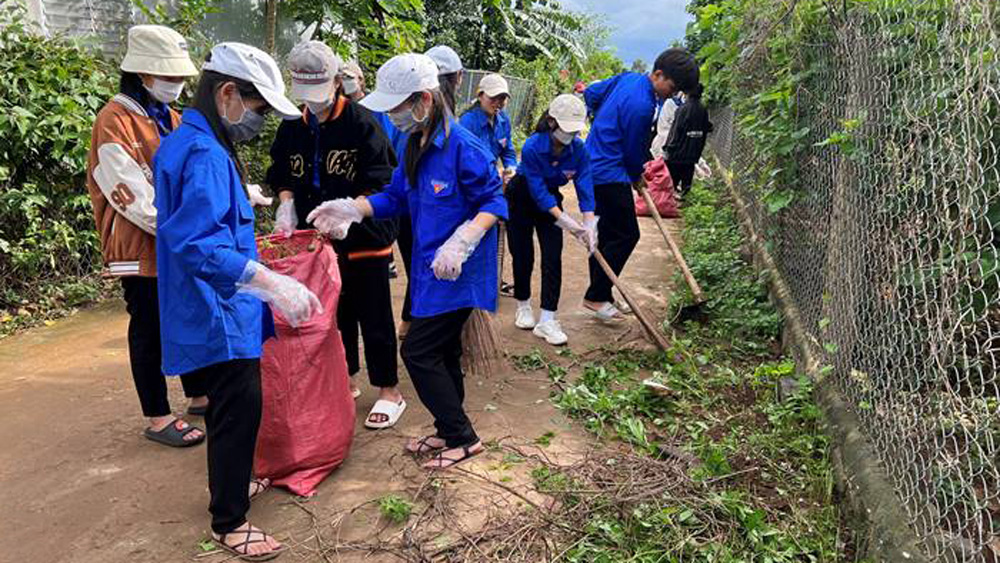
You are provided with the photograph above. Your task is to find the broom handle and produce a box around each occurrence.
[637,183,705,303]
[593,249,670,351]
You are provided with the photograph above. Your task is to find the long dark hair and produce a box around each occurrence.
[191,66,264,183]
[687,83,705,101]
[404,88,450,187]
[534,110,555,134]
[439,72,460,115]
[119,71,153,108]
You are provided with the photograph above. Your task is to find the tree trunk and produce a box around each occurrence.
[265,0,278,55]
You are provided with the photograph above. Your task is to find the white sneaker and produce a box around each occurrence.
[533,319,568,346]
[515,306,536,329]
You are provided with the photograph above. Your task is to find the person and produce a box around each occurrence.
[507,95,597,346]
[268,41,406,429]
[425,44,464,114]
[650,94,684,160]
[664,84,712,198]
[459,73,518,296]
[392,44,466,337]
[154,42,322,560]
[85,25,208,448]
[307,53,507,471]
[582,48,699,321]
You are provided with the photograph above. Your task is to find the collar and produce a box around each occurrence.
[302,93,349,124]
[537,131,575,160]
[112,94,149,118]
[181,108,215,135]
[429,116,455,149]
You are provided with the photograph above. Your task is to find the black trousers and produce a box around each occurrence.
[398,215,414,323]
[401,308,477,447]
[667,160,696,195]
[193,358,262,534]
[585,182,641,303]
[337,256,399,387]
[121,277,206,417]
[506,177,563,312]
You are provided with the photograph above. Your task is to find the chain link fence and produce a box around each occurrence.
[455,69,536,130]
[709,2,999,561]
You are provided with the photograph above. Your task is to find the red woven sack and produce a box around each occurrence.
[253,230,355,497]
[635,158,680,218]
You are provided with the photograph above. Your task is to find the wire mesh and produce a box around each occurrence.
[455,69,536,130]
[710,2,1000,561]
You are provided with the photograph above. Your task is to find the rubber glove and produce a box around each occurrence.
[306,198,364,240]
[554,212,587,243]
[273,199,297,237]
[583,215,599,253]
[246,184,273,207]
[236,260,323,328]
[431,220,487,281]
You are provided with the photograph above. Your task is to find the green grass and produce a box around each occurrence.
[378,494,413,525]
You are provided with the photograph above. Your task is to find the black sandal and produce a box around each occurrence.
[423,442,483,471]
[212,525,285,562]
[143,419,204,448]
[406,435,446,455]
[249,477,270,501]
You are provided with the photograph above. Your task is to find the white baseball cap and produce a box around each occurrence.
[424,45,463,75]
[340,60,363,80]
[478,73,509,98]
[288,41,342,103]
[359,53,440,113]
[120,25,197,77]
[549,94,587,133]
[203,42,300,118]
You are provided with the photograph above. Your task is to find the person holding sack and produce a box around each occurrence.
[307,53,507,471]
[507,94,597,346]
[86,25,208,448]
[154,42,321,560]
[268,40,406,429]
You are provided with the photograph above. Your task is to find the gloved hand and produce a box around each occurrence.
[431,220,487,281]
[555,213,596,254]
[273,199,297,237]
[306,198,364,239]
[583,215,599,254]
[246,184,273,207]
[236,260,323,328]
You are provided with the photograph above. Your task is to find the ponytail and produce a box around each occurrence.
[404,89,450,187]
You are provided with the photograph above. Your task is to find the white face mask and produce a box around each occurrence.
[306,98,333,116]
[342,77,359,95]
[388,98,428,133]
[145,78,184,103]
[552,127,576,146]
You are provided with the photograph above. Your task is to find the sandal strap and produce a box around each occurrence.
[218,527,270,554]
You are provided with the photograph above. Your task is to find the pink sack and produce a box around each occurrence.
[635,158,680,218]
[253,231,355,497]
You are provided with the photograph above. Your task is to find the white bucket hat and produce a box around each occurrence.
[203,42,300,119]
[478,73,509,98]
[549,94,587,133]
[359,53,439,113]
[120,25,198,77]
[424,45,463,75]
[288,41,342,103]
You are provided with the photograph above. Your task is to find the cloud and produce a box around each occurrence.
[562,0,693,66]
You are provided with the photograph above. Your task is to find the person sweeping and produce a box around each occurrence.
[86,25,208,447]
[154,42,321,560]
[307,53,507,471]
[581,48,699,321]
[507,94,597,346]
[268,41,406,429]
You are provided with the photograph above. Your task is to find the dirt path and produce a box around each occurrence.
[1,200,679,563]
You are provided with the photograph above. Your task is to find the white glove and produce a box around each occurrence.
[273,199,297,237]
[246,184,273,207]
[431,220,487,281]
[583,215,599,254]
[306,198,364,239]
[554,213,588,250]
[695,159,712,180]
[236,260,323,328]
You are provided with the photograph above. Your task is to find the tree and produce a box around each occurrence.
[630,58,648,73]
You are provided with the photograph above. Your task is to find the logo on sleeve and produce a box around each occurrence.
[111,183,136,210]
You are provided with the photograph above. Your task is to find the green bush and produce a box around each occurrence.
[0,3,116,321]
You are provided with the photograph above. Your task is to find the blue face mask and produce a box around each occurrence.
[222,91,266,143]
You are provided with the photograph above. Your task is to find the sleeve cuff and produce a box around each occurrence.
[368,193,394,219]
[480,198,509,221]
[207,251,250,299]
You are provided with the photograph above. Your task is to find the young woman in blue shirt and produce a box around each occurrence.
[154,43,321,560]
[507,94,597,346]
[308,54,507,471]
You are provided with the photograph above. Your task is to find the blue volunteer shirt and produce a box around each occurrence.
[519,132,595,213]
[153,109,262,375]
[459,105,518,169]
[374,111,409,162]
[368,117,508,317]
[584,72,658,185]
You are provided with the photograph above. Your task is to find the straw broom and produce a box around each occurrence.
[461,308,504,377]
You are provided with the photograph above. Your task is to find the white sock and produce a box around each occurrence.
[517,300,532,311]
[539,309,556,324]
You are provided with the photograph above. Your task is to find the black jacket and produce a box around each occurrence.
[664,99,713,166]
[266,98,398,256]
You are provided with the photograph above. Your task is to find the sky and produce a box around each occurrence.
[561,0,694,69]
